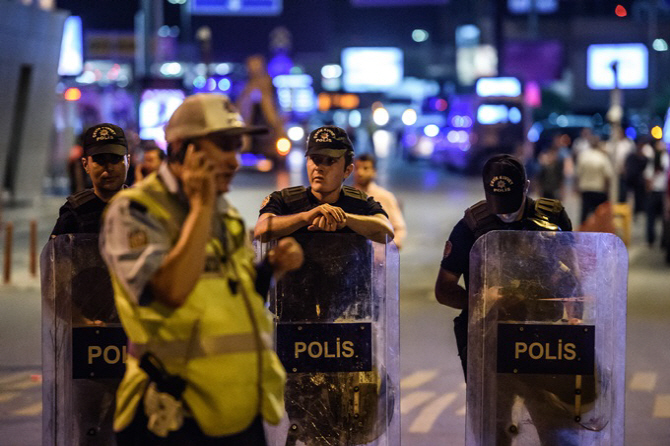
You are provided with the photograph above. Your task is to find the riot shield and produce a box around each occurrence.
[259,233,400,446]
[41,234,126,446]
[466,231,627,446]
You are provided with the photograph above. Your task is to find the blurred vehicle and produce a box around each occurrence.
[528,114,601,157]
[403,77,527,173]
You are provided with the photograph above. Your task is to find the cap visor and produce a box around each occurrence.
[485,193,523,215]
[86,144,127,157]
[305,148,348,158]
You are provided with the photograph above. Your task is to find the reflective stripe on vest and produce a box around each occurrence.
[128,332,273,360]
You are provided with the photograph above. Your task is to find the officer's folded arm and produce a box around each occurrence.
[254,211,313,242]
[435,268,468,310]
[343,213,394,244]
[148,200,214,308]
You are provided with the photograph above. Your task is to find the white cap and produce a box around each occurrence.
[164,93,267,144]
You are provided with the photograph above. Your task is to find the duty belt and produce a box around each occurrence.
[128,332,273,360]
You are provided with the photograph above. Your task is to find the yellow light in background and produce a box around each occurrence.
[64,87,81,101]
[257,159,274,172]
[276,137,291,156]
[317,93,331,112]
[651,126,663,139]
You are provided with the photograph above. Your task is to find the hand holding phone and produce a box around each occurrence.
[181,144,216,209]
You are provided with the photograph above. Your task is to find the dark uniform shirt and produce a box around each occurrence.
[259,185,387,235]
[440,197,572,292]
[51,189,107,237]
[440,196,572,378]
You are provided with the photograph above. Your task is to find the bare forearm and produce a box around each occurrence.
[150,203,212,307]
[435,269,468,309]
[255,213,308,242]
[345,213,394,244]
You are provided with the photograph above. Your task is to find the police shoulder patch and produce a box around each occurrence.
[443,240,453,258]
[260,195,271,210]
[128,229,149,249]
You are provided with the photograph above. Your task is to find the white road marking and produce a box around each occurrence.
[401,370,439,390]
[409,392,457,433]
[0,392,19,403]
[0,372,29,386]
[12,401,42,417]
[401,391,436,415]
[629,372,657,392]
[652,395,670,418]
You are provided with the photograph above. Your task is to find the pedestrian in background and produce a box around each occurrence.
[644,138,669,248]
[575,140,614,224]
[624,136,651,218]
[352,153,407,250]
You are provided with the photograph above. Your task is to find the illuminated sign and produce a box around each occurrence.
[476,77,522,97]
[139,90,185,148]
[497,323,595,375]
[508,0,558,14]
[58,16,83,76]
[191,0,282,15]
[342,47,403,93]
[587,43,648,90]
[276,323,372,373]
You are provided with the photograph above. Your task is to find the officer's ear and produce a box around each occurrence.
[343,162,354,181]
[81,157,89,174]
[524,179,530,194]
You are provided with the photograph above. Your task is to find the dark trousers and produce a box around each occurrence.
[580,191,608,224]
[116,408,267,446]
[646,191,664,245]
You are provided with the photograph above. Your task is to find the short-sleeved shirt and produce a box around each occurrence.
[51,189,107,237]
[440,197,572,291]
[259,186,387,235]
[100,164,236,306]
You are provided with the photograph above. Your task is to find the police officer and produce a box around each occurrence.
[51,123,130,237]
[100,93,303,445]
[435,154,573,378]
[254,125,394,243]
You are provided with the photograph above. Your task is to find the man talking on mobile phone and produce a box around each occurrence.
[100,93,303,445]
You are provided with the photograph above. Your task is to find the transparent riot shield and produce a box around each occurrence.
[41,234,126,446]
[259,233,400,446]
[466,231,627,446]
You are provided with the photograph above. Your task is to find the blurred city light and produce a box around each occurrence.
[287,126,305,142]
[556,114,568,127]
[276,137,291,156]
[653,39,669,52]
[64,87,81,101]
[193,76,206,89]
[58,16,83,76]
[455,24,480,47]
[372,130,392,158]
[651,126,663,140]
[349,110,362,128]
[333,110,348,127]
[477,105,508,125]
[321,64,342,79]
[424,124,440,137]
[215,63,232,75]
[476,77,521,97]
[218,78,231,91]
[587,43,648,90]
[342,47,403,93]
[412,29,429,43]
[508,107,522,124]
[615,5,627,17]
[402,108,418,126]
[372,107,390,126]
[625,126,637,140]
[415,137,434,157]
[160,62,183,77]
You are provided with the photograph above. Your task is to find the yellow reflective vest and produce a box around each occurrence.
[106,173,285,436]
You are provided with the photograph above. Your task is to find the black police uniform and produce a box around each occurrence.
[259,185,387,225]
[440,197,572,378]
[51,189,107,237]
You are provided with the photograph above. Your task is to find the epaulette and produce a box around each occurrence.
[66,189,97,209]
[281,186,311,214]
[464,200,501,238]
[342,185,368,201]
[535,198,564,217]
